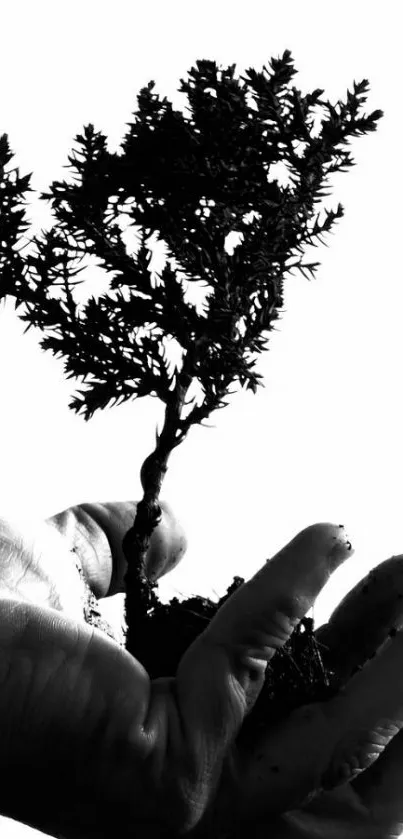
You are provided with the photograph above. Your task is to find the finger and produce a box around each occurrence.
[47,499,187,597]
[352,726,403,833]
[237,627,403,823]
[175,523,353,825]
[316,555,403,682]
[318,629,403,793]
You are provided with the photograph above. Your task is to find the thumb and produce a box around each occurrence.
[176,523,353,783]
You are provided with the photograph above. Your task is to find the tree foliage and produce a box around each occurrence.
[1,52,382,427]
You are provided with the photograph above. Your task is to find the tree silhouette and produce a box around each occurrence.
[0,52,382,716]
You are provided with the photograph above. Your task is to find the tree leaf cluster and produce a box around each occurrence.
[0,134,32,301]
[0,52,382,431]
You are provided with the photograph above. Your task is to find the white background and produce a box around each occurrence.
[0,1,402,835]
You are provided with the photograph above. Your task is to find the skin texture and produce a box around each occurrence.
[1,505,403,837]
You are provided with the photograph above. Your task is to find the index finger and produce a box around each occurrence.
[175,523,353,828]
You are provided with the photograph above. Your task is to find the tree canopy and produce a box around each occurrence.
[0,52,382,429]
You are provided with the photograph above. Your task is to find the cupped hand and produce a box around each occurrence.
[0,503,403,838]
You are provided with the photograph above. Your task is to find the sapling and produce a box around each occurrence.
[0,51,382,717]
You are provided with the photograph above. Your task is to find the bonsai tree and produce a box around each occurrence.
[0,51,382,722]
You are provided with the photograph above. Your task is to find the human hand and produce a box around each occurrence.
[1,504,403,838]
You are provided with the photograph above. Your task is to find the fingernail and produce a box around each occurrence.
[328,526,354,571]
